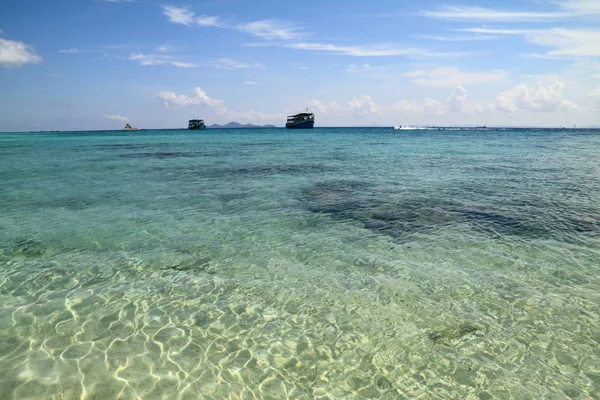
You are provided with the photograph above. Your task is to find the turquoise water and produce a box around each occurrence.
[1,128,599,399]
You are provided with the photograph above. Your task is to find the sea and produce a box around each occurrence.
[1,127,599,399]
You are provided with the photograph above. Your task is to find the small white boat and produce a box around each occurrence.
[394,125,428,130]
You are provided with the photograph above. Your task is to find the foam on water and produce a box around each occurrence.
[1,128,600,399]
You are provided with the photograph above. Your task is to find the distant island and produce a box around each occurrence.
[208,122,277,129]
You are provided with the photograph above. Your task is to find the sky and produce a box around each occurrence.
[1,0,600,130]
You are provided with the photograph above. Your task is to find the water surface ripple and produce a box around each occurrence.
[1,128,600,399]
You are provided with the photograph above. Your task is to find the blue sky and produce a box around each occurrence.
[1,0,599,130]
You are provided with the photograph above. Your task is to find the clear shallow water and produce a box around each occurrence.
[1,127,599,399]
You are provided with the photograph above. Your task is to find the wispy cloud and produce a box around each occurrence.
[284,42,466,58]
[346,63,372,72]
[417,1,600,22]
[196,15,221,27]
[104,114,129,122]
[128,53,195,68]
[404,66,507,87]
[157,45,168,52]
[243,81,259,85]
[0,37,42,68]
[460,27,600,57]
[161,5,303,40]
[160,5,222,27]
[214,58,264,70]
[555,0,600,15]
[236,19,304,40]
[414,34,502,42]
[58,48,81,54]
[417,6,568,22]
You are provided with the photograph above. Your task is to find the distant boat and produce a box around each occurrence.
[123,124,140,131]
[188,119,205,130]
[286,112,314,129]
[394,125,427,130]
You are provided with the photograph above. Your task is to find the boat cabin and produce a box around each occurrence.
[188,119,205,130]
[286,113,315,129]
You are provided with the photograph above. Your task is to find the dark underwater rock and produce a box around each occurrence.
[10,238,46,258]
[300,180,600,241]
[428,322,486,346]
[166,256,212,272]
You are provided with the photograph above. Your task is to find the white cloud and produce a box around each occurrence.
[404,66,506,87]
[309,100,342,116]
[348,95,380,115]
[414,34,503,42]
[446,86,486,113]
[311,97,385,118]
[417,5,568,21]
[161,6,195,26]
[243,81,259,85]
[214,58,264,70]
[128,53,195,68]
[346,64,372,72]
[495,82,577,112]
[285,42,465,58]
[0,37,42,68]
[311,88,481,118]
[161,5,221,27]
[157,45,168,52]
[157,87,287,123]
[417,1,600,21]
[393,83,578,115]
[58,48,81,54]
[237,19,304,40]
[196,16,221,27]
[158,87,227,112]
[104,114,129,122]
[304,81,586,126]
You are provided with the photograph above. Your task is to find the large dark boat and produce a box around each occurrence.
[286,112,314,129]
[188,119,205,130]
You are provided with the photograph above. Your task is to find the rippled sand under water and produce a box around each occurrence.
[1,128,600,399]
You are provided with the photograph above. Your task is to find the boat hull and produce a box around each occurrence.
[188,126,205,130]
[286,121,314,129]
